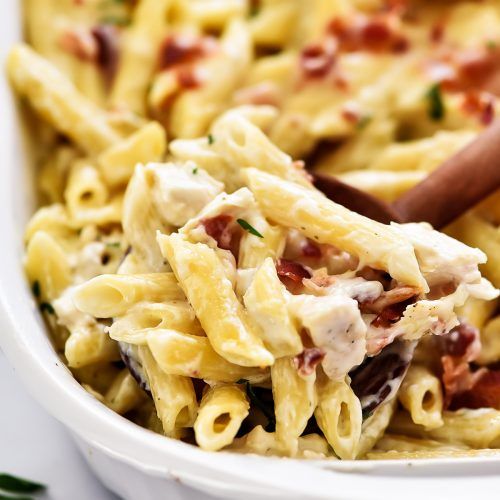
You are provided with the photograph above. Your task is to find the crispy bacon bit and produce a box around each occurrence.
[449,370,500,410]
[294,347,325,376]
[276,258,311,293]
[59,29,98,61]
[327,14,409,54]
[201,214,235,252]
[439,321,480,360]
[158,35,215,70]
[300,42,337,78]
[176,66,201,89]
[462,91,495,126]
[361,285,419,315]
[436,321,484,408]
[430,22,445,43]
[91,25,119,86]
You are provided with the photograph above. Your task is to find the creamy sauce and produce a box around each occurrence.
[289,293,367,380]
[151,161,223,227]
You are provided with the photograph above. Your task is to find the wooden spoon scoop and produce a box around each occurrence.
[313,120,500,228]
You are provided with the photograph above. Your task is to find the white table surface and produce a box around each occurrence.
[0,350,206,500]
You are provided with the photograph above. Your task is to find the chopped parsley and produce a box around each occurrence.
[487,40,497,50]
[425,83,445,121]
[207,134,215,145]
[237,219,263,238]
[0,473,46,494]
[40,302,55,315]
[192,167,198,174]
[106,242,121,248]
[31,281,41,299]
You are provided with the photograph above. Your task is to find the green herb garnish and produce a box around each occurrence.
[425,83,445,121]
[207,134,215,145]
[40,302,55,315]
[244,382,275,432]
[192,167,198,174]
[362,408,374,421]
[31,281,40,299]
[106,242,121,248]
[236,219,263,238]
[487,40,497,50]
[0,473,45,494]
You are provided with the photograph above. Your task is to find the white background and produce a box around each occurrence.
[0,350,207,500]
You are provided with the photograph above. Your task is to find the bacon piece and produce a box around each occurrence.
[327,14,409,54]
[91,25,119,86]
[158,34,215,70]
[176,66,201,89]
[436,321,484,408]
[201,215,235,252]
[449,370,500,410]
[430,22,445,43]
[276,258,311,293]
[300,42,337,78]
[462,91,495,126]
[294,347,325,376]
[360,285,419,315]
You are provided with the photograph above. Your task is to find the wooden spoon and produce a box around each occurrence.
[313,120,500,227]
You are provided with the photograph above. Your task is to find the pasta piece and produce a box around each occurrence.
[212,111,311,187]
[122,164,174,272]
[356,399,397,458]
[65,160,109,217]
[374,434,469,453]
[108,301,203,344]
[389,409,500,449]
[7,45,121,154]
[194,384,249,451]
[244,168,427,290]
[243,258,302,358]
[158,233,274,367]
[104,370,145,415]
[367,449,500,460]
[169,20,252,138]
[146,329,267,382]
[73,273,184,318]
[398,364,444,430]
[110,0,172,115]
[238,222,286,270]
[315,375,362,459]
[228,425,332,458]
[139,346,197,436]
[182,0,247,30]
[337,170,426,202]
[25,231,72,301]
[64,324,120,368]
[477,316,500,365]
[98,122,167,186]
[272,357,317,454]
[447,213,500,288]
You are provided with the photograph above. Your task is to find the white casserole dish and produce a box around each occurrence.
[1,2,499,498]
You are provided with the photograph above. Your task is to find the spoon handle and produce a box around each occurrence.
[393,120,500,229]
